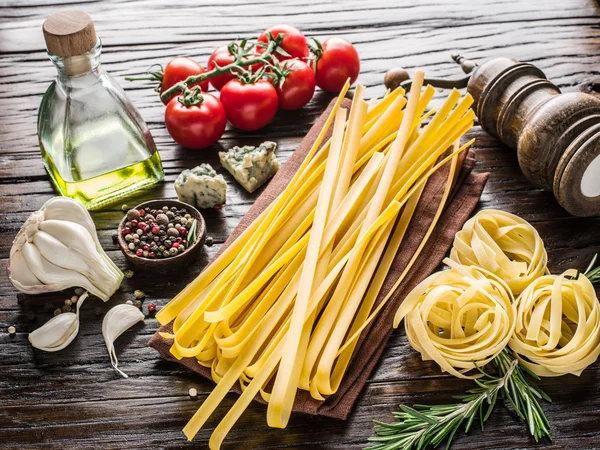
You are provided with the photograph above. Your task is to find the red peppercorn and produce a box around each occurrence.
[138,209,145,217]
[147,303,156,313]
[130,219,138,228]
[143,245,150,251]
[136,248,144,257]
[148,252,156,258]
[121,227,131,235]
[172,242,180,249]
[152,226,161,234]
[180,229,188,237]
[176,237,183,243]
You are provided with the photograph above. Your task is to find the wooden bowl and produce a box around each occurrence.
[117,199,206,271]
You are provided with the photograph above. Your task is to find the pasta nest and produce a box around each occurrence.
[509,269,600,377]
[450,209,548,295]
[394,260,516,379]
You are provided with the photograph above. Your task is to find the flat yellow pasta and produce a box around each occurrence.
[154,76,476,448]
[394,259,516,379]
[450,209,548,295]
[509,269,600,377]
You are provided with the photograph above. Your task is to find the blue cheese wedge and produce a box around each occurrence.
[219,141,280,193]
[174,164,227,209]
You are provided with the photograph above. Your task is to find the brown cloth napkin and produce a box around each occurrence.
[149,97,489,420]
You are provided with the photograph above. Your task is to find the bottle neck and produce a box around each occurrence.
[49,38,103,83]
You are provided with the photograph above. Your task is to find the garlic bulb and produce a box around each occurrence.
[8,197,123,301]
[103,304,145,378]
[29,292,88,351]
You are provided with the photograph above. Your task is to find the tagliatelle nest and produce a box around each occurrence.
[509,269,600,377]
[394,259,516,379]
[449,209,548,295]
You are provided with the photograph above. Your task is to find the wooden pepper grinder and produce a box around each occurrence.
[468,57,600,217]
[386,56,600,217]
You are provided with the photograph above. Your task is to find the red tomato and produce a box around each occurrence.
[160,57,209,105]
[274,60,315,110]
[164,93,227,149]
[207,46,263,91]
[220,79,278,131]
[313,38,360,92]
[206,47,237,91]
[257,25,309,61]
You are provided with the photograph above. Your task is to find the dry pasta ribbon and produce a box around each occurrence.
[394,259,516,379]
[509,269,600,377]
[450,209,548,295]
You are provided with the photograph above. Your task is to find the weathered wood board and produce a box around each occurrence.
[1,0,600,448]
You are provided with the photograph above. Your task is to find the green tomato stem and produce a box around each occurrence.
[160,38,281,102]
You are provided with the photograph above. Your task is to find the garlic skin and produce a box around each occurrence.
[29,293,88,352]
[8,197,123,301]
[103,304,145,378]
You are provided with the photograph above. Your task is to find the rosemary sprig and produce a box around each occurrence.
[584,253,600,284]
[365,350,551,450]
[187,219,198,245]
[493,350,551,442]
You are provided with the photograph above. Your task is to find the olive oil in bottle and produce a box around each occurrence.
[38,11,164,210]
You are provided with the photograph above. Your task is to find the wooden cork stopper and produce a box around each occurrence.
[43,11,96,57]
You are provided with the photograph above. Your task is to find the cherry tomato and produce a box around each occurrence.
[206,47,238,91]
[312,38,360,92]
[274,60,315,110]
[164,93,227,149]
[257,25,309,61]
[220,79,278,131]
[207,46,263,91]
[160,57,209,105]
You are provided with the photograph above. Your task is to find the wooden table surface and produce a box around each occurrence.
[2,0,600,449]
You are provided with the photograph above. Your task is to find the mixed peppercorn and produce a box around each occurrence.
[121,205,197,259]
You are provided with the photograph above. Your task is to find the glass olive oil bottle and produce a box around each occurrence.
[38,11,164,210]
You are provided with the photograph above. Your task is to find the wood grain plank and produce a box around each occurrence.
[1,0,600,449]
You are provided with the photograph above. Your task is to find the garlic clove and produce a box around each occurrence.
[102,304,145,378]
[43,197,101,247]
[42,197,124,282]
[39,220,121,292]
[7,249,47,294]
[21,241,108,300]
[29,292,88,352]
[33,230,91,275]
[39,220,106,264]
